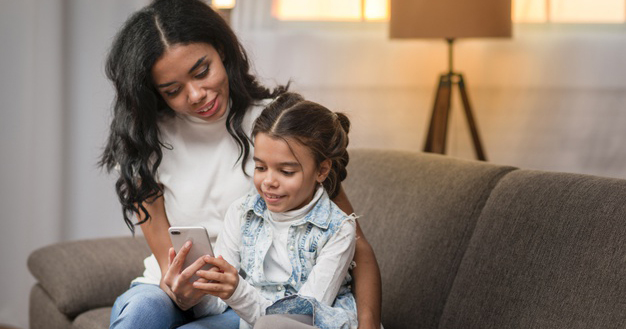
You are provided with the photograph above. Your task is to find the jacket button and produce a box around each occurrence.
[289,245,294,251]
[277,285,283,291]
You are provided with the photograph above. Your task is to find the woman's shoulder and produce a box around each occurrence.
[247,98,274,119]
[243,98,275,135]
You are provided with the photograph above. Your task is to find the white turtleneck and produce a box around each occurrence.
[263,186,325,282]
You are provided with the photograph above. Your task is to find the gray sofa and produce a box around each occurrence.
[28,149,626,329]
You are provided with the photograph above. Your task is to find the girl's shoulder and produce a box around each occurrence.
[304,190,355,231]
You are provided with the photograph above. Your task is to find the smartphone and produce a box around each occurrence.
[168,226,215,282]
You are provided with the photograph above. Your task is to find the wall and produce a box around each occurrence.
[233,4,626,178]
[0,1,146,327]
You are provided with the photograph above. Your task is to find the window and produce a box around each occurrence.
[515,0,625,23]
[549,0,624,23]
[272,0,388,21]
[272,0,626,23]
[213,0,236,9]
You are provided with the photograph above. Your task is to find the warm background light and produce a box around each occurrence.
[274,0,626,23]
[364,0,389,21]
[273,0,362,21]
[212,0,235,9]
[513,0,547,22]
[551,0,625,23]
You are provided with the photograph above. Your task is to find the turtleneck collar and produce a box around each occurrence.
[269,185,325,223]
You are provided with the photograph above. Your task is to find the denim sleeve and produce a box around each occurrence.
[298,217,357,305]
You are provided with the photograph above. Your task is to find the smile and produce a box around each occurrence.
[196,97,219,116]
[263,192,285,203]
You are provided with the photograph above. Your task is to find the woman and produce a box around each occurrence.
[100,0,381,328]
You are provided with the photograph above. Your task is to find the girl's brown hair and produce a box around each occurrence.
[252,92,350,199]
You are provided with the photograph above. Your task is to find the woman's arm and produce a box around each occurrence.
[333,187,382,329]
[138,195,208,310]
[138,195,172,275]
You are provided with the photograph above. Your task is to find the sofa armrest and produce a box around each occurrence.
[27,236,151,317]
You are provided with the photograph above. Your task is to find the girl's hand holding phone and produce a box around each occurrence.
[193,255,240,300]
[160,241,210,310]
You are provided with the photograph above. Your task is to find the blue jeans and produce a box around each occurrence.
[110,283,240,329]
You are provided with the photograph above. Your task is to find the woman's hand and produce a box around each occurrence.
[160,241,210,310]
[193,255,239,300]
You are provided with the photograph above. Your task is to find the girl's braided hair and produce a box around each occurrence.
[252,92,350,199]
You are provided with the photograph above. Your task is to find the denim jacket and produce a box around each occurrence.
[237,190,358,329]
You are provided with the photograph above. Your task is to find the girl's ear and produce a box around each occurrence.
[316,159,332,183]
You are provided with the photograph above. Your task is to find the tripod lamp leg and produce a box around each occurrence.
[424,74,453,155]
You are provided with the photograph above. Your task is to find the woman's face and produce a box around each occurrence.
[152,43,229,122]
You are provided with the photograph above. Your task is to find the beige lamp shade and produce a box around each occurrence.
[389,0,512,39]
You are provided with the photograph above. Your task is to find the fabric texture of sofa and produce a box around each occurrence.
[28,148,626,329]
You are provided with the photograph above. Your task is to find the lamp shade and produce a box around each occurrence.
[389,0,512,39]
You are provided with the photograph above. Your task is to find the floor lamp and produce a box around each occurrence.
[389,0,512,161]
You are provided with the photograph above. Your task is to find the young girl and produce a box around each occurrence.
[193,92,358,329]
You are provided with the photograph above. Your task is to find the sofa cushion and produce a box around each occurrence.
[27,236,150,317]
[344,149,516,329]
[30,284,72,329]
[440,170,626,329]
[72,307,111,329]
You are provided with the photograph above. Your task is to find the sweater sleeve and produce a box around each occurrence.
[214,197,274,325]
[223,274,273,325]
[298,217,357,305]
[214,198,245,270]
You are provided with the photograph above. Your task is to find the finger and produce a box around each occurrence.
[162,248,178,285]
[195,277,209,284]
[181,254,215,280]
[203,256,236,274]
[192,281,229,293]
[198,265,221,275]
[195,269,231,283]
[170,240,192,272]
[168,247,176,267]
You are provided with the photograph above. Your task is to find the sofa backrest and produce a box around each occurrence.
[343,149,516,329]
[439,170,626,329]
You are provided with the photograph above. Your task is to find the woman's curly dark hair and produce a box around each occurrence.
[252,92,350,199]
[100,0,286,233]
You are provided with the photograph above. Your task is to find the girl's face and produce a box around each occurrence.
[253,133,330,213]
[152,43,229,122]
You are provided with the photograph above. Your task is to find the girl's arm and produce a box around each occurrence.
[333,186,383,329]
[197,256,273,325]
[138,195,209,310]
[194,200,274,325]
[297,218,357,304]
